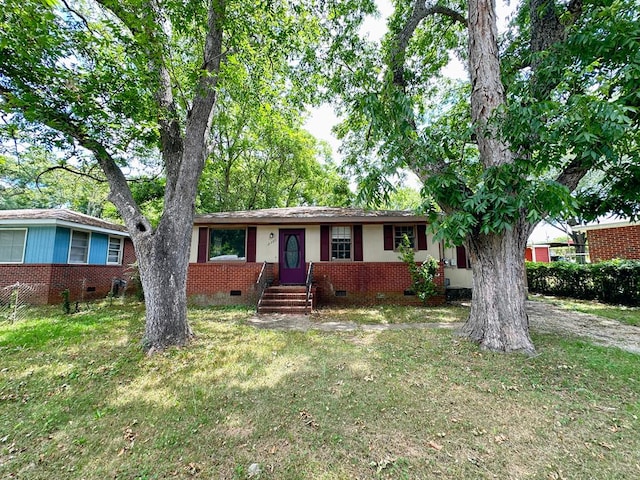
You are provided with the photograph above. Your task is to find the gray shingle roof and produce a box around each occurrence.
[194,206,425,224]
[0,208,128,233]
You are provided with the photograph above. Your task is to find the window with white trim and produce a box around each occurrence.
[394,225,415,249]
[107,236,123,264]
[0,229,27,263]
[331,226,351,260]
[69,230,90,264]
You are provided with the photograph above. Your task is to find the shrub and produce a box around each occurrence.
[398,236,440,304]
[527,260,640,306]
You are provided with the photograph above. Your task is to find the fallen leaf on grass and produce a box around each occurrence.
[547,470,567,480]
[428,440,443,451]
[494,434,508,444]
[185,462,201,476]
[123,427,136,443]
[299,410,319,429]
[370,457,397,473]
[501,383,519,392]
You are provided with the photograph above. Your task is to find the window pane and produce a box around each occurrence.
[285,234,300,268]
[209,229,246,261]
[331,226,351,260]
[0,229,26,263]
[69,231,89,263]
[394,226,415,249]
[108,237,122,264]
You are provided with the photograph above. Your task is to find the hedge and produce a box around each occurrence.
[526,260,640,306]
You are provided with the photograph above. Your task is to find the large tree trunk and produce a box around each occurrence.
[134,209,195,351]
[461,221,536,354]
[463,0,536,353]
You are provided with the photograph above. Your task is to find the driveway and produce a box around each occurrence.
[247,301,640,355]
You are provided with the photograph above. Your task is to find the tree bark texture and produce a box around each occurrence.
[468,0,511,169]
[134,215,194,351]
[464,0,537,353]
[462,221,536,354]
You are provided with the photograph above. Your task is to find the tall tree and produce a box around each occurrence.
[199,98,353,212]
[331,0,640,353]
[1,0,319,351]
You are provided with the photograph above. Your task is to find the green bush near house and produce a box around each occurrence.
[527,260,640,306]
[398,236,440,304]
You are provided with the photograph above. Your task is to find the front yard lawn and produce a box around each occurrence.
[1,302,639,479]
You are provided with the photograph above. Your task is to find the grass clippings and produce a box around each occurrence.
[1,302,639,479]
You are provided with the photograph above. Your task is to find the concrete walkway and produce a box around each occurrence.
[246,300,640,355]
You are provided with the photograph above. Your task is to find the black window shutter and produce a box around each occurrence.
[197,227,208,263]
[246,227,257,262]
[456,245,468,269]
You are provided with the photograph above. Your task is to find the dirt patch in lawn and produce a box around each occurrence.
[526,300,640,354]
[247,300,640,354]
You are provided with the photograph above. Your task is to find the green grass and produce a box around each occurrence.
[531,294,640,326]
[311,304,468,325]
[1,302,639,479]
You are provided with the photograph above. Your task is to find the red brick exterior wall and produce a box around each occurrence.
[186,261,446,307]
[313,261,445,306]
[187,262,264,305]
[588,225,640,262]
[0,238,136,305]
[0,265,53,305]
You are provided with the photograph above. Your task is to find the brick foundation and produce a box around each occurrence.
[312,261,445,306]
[187,262,264,306]
[186,261,446,307]
[588,225,640,263]
[0,239,136,305]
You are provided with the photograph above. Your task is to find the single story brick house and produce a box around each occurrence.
[187,206,473,308]
[0,209,135,304]
[577,218,640,262]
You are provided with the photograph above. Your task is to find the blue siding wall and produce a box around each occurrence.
[89,233,108,265]
[53,227,71,264]
[7,225,120,265]
[23,226,56,263]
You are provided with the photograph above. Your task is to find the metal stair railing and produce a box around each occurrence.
[305,261,314,314]
[255,261,273,313]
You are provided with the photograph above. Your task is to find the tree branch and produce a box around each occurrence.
[35,164,107,186]
[555,158,589,192]
[61,0,93,32]
[390,1,467,88]
[1,84,151,234]
[383,1,469,207]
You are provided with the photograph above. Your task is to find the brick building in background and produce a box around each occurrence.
[577,218,640,263]
[0,209,134,304]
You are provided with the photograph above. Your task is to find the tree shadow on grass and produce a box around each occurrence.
[2,307,640,479]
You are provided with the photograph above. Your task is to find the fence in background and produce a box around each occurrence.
[0,282,48,322]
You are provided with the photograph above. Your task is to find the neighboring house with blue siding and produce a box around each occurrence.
[0,209,135,304]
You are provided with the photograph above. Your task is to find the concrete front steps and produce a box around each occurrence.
[257,285,312,314]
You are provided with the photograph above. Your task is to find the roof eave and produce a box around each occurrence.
[0,218,129,237]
